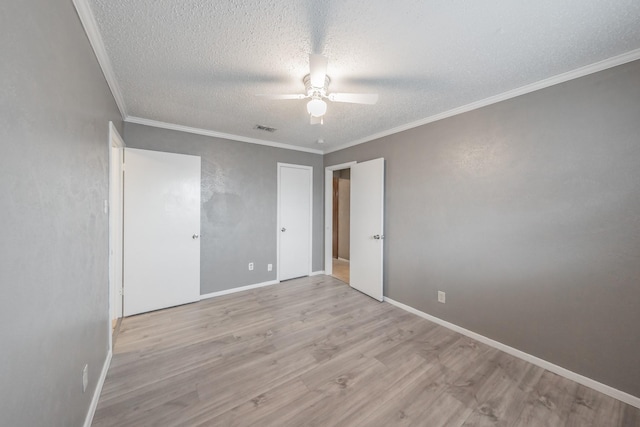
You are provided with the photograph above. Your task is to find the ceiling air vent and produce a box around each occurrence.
[254,124,277,133]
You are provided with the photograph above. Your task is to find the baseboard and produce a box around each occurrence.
[200,279,280,300]
[309,270,326,276]
[383,297,640,409]
[83,348,112,427]
[337,257,350,262]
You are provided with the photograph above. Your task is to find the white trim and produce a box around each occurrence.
[83,349,112,427]
[107,122,125,349]
[277,163,314,282]
[65,4,640,158]
[324,162,357,276]
[70,1,640,158]
[309,270,326,276]
[277,165,281,282]
[109,122,125,148]
[384,297,640,409]
[325,162,358,170]
[72,0,127,118]
[200,280,279,300]
[126,117,323,154]
[337,257,350,262]
[325,170,332,275]
[324,48,640,154]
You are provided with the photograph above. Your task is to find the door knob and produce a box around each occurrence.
[373,234,384,240]
[281,228,286,232]
[192,234,199,239]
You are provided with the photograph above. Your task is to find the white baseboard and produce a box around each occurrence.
[83,348,112,427]
[200,280,280,300]
[337,257,350,262]
[383,297,640,409]
[310,270,326,276]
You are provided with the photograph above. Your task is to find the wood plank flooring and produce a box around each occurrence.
[93,276,640,426]
[332,258,350,284]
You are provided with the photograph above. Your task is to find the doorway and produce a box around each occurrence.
[324,161,355,280]
[332,169,351,284]
[325,159,385,301]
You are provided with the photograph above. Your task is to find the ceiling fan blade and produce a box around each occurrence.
[256,94,306,100]
[310,115,324,125]
[328,93,379,104]
[309,54,328,88]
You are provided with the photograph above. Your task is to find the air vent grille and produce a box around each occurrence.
[254,124,277,133]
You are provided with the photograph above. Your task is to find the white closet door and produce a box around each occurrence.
[278,163,312,281]
[123,148,201,316]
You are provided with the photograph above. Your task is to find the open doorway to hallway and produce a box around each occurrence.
[332,169,350,284]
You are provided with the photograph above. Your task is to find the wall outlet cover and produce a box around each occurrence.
[248,262,254,271]
[438,291,446,304]
[267,263,272,271]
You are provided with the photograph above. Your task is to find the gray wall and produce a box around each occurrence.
[124,123,324,294]
[325,60,640,398]
[0,1,123,426]
[1,3,636,425]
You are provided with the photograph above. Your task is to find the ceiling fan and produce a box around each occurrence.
[257,54,378,125]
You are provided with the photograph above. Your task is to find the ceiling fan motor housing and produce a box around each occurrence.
[304,74,331,98]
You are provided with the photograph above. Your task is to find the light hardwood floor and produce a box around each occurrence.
[93,276,640,426]
[332,258,350,284]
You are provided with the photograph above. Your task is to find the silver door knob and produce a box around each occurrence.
[192,234,199,239]
[373,234,384,240]
[281,228,286,232]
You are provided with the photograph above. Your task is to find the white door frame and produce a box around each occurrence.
[108,121,125,347]
[324,161,357,276]
[277,163,313,282]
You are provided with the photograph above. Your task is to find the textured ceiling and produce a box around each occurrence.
[88,0,640,152]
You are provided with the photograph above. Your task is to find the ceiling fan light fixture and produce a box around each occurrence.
[307,98,327,117]
[257,56,378,125]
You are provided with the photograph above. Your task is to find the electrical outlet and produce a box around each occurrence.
[82,364,88,393]
[267,263,272,272]
[438,291,446,304]
[248,262,254,271]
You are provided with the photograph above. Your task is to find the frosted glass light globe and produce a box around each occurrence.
[307,98,327,117]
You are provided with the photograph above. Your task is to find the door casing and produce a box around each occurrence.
[108,121,125,347]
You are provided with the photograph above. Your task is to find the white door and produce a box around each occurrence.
[278,163,312,281]
[350,158,385,301]
[123,148,201,316]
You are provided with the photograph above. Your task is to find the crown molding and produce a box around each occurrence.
[72,0,127,118]
[324,48,640,154]
[125,117,324,154]
[68,2,640,156]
